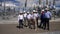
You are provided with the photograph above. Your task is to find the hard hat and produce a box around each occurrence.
[24,11,26,13]
[45,8,49,10]
[33,10,37,12]
[42,9,44,11]
[41,10,44,13]
[33,10,35,12]
[19,11,23,13]
[27,12,29,13]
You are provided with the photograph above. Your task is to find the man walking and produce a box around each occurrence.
[26,12,32,28]
[39,9,45,29]
[18,11,24,28]
[23,11,27,27]
[44,8,52,30]
[33,10,39,27]
[33,10,39,31]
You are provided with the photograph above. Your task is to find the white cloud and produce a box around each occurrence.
[14,0,60,7]
[2,2,17,7]
[15,0,25,3]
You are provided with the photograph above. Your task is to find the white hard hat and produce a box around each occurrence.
[33,10,37,12]
[45,8,49,10]
[33,10,35,12]
[42,9,44,11]
[19,11,23,13]
[24,11,26,13]
[27,12,29,13]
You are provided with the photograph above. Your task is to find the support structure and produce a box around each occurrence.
[24,0,27,10]
[53,0,56,20]
[39,0,41,5]
[46,0,48,5]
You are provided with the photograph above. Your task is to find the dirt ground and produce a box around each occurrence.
[0,21,60,34]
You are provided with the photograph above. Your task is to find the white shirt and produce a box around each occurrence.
[24,13,27,18]
[31,14,34,19]
[33,13,39,18]
[45,11,52,18]
[18,14,24,21]
[27,14,32,19]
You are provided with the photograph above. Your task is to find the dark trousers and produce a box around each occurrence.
[24,17,27,26]
[40,19,45,28]
[27,19,31,28]
[19,20,23,28]
[27,19,35,29]
[31,19,35,29]
[43,18,49,30]
[36,18,38,27]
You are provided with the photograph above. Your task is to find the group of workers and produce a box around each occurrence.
[18,8,52,31]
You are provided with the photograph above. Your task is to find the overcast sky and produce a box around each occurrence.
[0,0,60,7]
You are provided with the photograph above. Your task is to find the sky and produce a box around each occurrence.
[0,0,20,4]
[0,0,60,7]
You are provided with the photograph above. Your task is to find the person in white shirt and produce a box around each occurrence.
[32,10,39,31]
[30,12,35,29]
[24,11,27,18]
[18,12,24,28]
[23,11,27,27]
[26,12,32,29]
[33,10,39,27]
